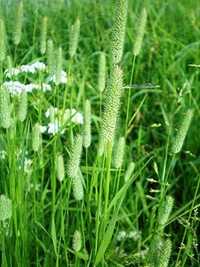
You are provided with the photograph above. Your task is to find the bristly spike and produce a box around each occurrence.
[32,123,41,152]
[72,230,82,252]
[98,65,123,156]
[72,169,84,201]
[83,99,91,148]
[69,17,80,58]
[111,0,128,64]
[158,196,174,229]
[158,238,172,267]
[56,154,65,182]
[67,134,83,178]
[133,7,147,56]
[47,39,54,74]
[17,91,27,122]
[0,19,6,62]
[98,52,106,93]
[0,86,11,129]
[113,136,125,168]
[55,47,63,85]
[124,162,135,182]
[13,1,23,45]
[40,16,48,55]
[171,109,193,154]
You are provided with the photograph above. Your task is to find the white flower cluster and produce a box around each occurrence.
[36,107,84,135]
[4,61,68,96]
[5,61,46,78]
[45,107,83,125]
[3,81,51,95]
[47,70,67,84]
[116,229,141,242]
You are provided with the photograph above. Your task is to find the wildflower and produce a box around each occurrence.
[5,61,46,78]
[63,108,83,124]
[47,121,60,135]
[116,230,127,241]
[47,70,67,84]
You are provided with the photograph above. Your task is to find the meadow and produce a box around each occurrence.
[0,0,199,266]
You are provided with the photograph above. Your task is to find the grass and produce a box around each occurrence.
[0,0,199,266]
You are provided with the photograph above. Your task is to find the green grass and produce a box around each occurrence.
[0,0,199,266]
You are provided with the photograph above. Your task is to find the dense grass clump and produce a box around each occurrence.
[0,0,199,266]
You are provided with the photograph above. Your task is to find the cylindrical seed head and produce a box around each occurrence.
[72,230,82,252]
[67,134,83,178]
[83,99,91,148]
[0,86,12,129]
[133,7,147,56]
[0,19,6,62]
[113,136,125,168]
[98,52,106,93]
[171,109,193,154]
[69,17,80,58]
[111,0,128,64]
[17,92,27,122]
[56,154,65,182]
[13,1,23,45]
[40,16,48,55]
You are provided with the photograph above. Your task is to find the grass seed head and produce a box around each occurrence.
[98,52,106,93]
[40,16,48,55]
[67,134,83,178]
[32,123,41,152]
[55,46,63,85]
[83,99,91,148]
[72,170,84,201]
[13,1,23,45]
[158,238,172,267]
[98,65,123,155]
[56,154,65,182]
[0,86,12,129]
[47,39,54,74]
[72,230,82,252]
[171,109,193,154]
[69,17,80,58]
[133,7,147,56]
[0,19,6,62]
[111,0,128,64]
[158,196,174,228]
[124,161,135,182]
[0,195,12,221]
[17,92,27,122]
[113,136,125,168]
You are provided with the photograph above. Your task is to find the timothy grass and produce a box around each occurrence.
[0,0,199,266]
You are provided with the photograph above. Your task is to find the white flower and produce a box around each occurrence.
[127,230,141,241]
[3,81,51,95]
[3,81,26,95]
[47,121,60,135]
[5,61,46,78]
[64,108,83,124]
[39,125,47,133]
[116,231,127,241]
[47,70,67,84]
[45,107,59,119]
